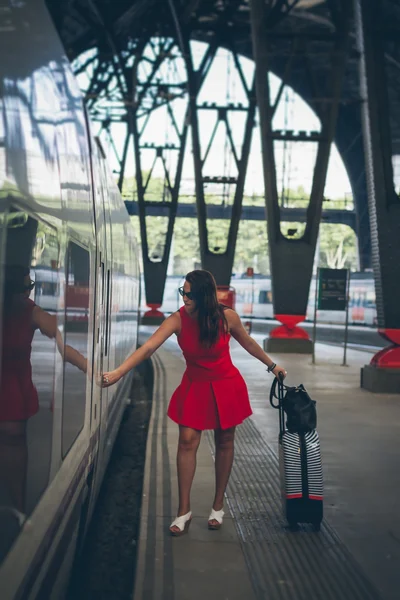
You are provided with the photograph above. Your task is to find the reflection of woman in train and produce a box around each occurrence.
[0,265,87,515]
[103,269,286,536]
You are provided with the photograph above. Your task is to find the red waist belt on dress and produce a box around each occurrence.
[185,363,239,382]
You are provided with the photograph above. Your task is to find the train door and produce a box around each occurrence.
[85,142,108,512]
[103,182,113,424]
[88,138,112,498]
[95,143,113,478]
[69,122,108,554]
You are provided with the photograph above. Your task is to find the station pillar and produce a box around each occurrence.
[250,0,351,353]
[355,0,400,393]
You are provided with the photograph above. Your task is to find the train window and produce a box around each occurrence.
[259,291,266,304]
[236,290,244,302]
[258,290,273,304]
[365,291,375,309]
[34,280,58,299]
[62,242,89,458]
[0,211,60,560]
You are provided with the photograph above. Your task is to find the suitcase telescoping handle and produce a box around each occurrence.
[269,372,286,435]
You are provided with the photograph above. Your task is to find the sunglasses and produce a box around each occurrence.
[178,286,193,300]
[17,280,35,292]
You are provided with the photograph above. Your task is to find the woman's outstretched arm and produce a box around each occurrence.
[226,309,287,378]
[102,311,181,387]
[32,306,88,372]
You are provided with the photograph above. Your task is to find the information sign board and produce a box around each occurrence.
[317,268,348,311]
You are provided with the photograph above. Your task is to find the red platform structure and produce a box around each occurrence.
[217,286,236,310]
[264,313,313,354]
[142,303,165,324]
[361,327,400,393]
[269,314,311,340]
[370,329,400,369]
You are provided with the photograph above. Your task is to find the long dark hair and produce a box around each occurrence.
[3,265,30,313]
[185,270,228,347]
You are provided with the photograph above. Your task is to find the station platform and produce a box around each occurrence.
[133,331,400,600]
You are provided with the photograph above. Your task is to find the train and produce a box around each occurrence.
[146,271,377,326]
[0,2,141,599]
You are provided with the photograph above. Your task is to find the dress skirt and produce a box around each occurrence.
[167,368,252,431]
[1,299,39,422]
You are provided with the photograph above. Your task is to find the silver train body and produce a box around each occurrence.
[0,2,140,598]
[152,273,377,326]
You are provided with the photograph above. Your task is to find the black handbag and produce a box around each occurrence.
[270,377,317,433]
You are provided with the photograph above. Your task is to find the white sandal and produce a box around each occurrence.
[208,508,224,530]
[169,511,192,536]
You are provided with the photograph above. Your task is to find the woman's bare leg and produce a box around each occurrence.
[173,426,201,528]
[209,426,236,525]
[0,421,27,513]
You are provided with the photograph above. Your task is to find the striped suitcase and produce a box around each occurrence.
[271,377,323,530]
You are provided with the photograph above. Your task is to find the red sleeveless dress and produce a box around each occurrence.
[0,299,39,421]
[167,306,252,430]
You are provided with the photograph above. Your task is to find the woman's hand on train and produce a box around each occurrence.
[272,365,287,380]
[102,369,123,388]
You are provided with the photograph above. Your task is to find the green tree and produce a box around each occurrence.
[122,174,170,202]
[172,218,200,273]
[318,224,358,270]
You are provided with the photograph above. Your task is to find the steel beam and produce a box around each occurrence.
[124,200,357,229]
[335,103,372,271]
[250,0,351,351]
[185,44,257,285]
[73,29,189,319]
[169,0,258,286]
[129,39,189,319]
[80,33,189,319]
[355,0,400,391]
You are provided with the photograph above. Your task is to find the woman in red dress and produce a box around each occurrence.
[103,270,286,535]
[0,265,87,514]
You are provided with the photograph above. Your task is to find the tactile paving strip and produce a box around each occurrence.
[207,418,382,600]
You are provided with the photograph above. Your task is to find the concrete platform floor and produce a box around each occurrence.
[133,331,400,600]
